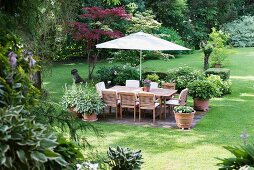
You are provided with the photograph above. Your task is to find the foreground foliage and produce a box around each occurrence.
[0,106,84,169]
[218,144,254,169]
[105,146,143,170]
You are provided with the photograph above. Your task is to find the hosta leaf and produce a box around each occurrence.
[0,125,9,133]
[16,150,27,164]
[44,149,60,159]
[0,144,9,154]
[0,156,6,165]
[40,138,58,148]
[54,157,68,166]
[31,151,47,163]
[4,156,12,168]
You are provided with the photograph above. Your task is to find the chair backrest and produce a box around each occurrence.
[118,92,137,108]
[179,88,188,105]
[126,80,140,87]
[95,82,106,98]
[138,92,155,109]
[163,82,175,90]
[150,82,159,89]
[102,90,118,107]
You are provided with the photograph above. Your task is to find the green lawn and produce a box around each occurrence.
[43,47,254,169]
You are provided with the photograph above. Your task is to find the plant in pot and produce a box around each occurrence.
[143,79,151,92]
[174,106,196,129]
[188,79,221,111]
[61,83,105,121]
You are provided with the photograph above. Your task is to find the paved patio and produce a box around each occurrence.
[98,107,206,129]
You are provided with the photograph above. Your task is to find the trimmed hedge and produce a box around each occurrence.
[205,68,230,80]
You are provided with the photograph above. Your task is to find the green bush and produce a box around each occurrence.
[223,16,254,47]
[0,106,84,169]
[96,65,139,86]
[217,144,254,169]
[61,83,104,115]
[206,75,231,96]
[188,79,221,100]
[143,71,168,80]
[166,66,204,91]
[105,146,143,170]
[146,73,159,82]
[205,68,230,80]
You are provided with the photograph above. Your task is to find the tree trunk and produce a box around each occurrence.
[204,53,210,70]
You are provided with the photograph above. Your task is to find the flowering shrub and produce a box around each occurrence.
[166,66,204,91]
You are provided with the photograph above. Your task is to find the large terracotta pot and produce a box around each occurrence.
[214,64,222,68]
[68,107,82,119]
[82,113,98,122]
[174,111,195,129]
[143,86,150,92]
[193,98,209,111]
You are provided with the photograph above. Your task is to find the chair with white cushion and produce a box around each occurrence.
[95,82,106,98]
[126,80,140,87]
[150,82,159,89]
[166,88,188,114]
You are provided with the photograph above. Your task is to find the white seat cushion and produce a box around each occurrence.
[166,99,180,105]
[126,80,140,87]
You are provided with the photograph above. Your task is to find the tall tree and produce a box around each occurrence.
[70,6,130,79]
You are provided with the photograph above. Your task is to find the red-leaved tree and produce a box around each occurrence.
[70,6,130,79]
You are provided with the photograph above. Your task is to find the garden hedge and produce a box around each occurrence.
[205,68,230,80]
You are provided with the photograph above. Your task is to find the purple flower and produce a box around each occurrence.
[8,52,17,68]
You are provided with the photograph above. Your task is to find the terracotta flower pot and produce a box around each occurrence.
[82,113,98,122]
[193,98,209,111]
[214,64,222,68]
[174,111,195,129]
[143,86,150,92]
[68,107,83,119]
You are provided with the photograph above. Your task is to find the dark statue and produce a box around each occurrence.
[71,69,85,84]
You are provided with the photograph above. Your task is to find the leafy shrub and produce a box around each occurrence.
[217,144,254,169]
[105,146,143,170]
[205,68,230,80]
[174,106,194,114]
[222,16,254,47]
[146,73,159,82]
[208,28,229,67]
[206,75,231,96]
[0,106,84,169]
[166,66,204,91]
[143,71,168,80]
[96,65,139,86]
[61,83,104,115]
[188,79,221,100]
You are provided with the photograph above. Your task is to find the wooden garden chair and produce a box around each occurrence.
[102,90,120,119]
[118,92,139,121]
[138,92,160,124]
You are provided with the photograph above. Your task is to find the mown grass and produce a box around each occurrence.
[43,47,254,169]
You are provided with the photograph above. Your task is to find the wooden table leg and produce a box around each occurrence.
[160,97,162,119]
[164,97,167,119]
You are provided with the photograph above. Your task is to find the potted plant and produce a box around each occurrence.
[143,79,151,92]
[61,83,105,121]
[174,106,196,129]
[188,79,220,111]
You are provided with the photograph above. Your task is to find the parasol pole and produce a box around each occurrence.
[140,50,142,81]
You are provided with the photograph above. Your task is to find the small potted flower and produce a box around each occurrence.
[143,79,151,92]
[61,83,105,121]
[173,106,196,129]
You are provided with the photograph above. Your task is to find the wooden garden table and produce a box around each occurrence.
[109,86,177,119]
